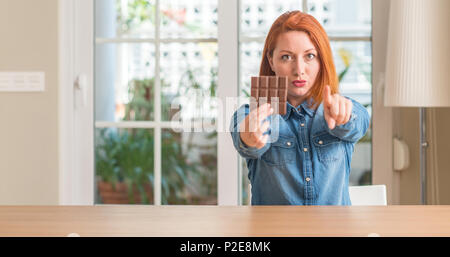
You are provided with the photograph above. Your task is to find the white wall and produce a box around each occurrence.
[377,0,450,205]
[372,0,398,204]
[0,0,59,204]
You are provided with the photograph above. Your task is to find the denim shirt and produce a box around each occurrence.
[230,98,370,205]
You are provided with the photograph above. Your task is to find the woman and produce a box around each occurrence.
[230,11,370,205]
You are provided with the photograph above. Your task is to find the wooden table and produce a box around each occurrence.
[0,205,449,237]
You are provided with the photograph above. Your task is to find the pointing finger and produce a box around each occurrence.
[328,94,339,120]
[336,97,346,125]
[343,99,352,124]
[323,85,332,106]
[324,113,336,130]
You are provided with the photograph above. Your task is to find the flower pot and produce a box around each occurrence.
[97,181,153,204]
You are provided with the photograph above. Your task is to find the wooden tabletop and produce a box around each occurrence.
[0,205,449,237]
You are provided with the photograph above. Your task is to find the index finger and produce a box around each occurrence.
[323,85,332,106]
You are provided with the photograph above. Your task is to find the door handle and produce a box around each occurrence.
[74,73,87,108]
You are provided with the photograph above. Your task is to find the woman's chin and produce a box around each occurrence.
[288,88,309,98]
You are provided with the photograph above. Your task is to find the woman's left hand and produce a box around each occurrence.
[322,85,353,130]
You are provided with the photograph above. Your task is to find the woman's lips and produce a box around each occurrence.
[292,80,307,87]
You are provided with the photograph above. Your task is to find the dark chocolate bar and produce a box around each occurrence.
[250,76,288,115]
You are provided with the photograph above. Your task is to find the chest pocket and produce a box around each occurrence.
[312,132,344,163]
[262,135,296,166]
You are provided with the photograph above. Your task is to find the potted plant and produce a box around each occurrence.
[95,127,154,204]
[95,72,217,204]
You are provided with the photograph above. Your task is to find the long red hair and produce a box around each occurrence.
[260,11,338,109]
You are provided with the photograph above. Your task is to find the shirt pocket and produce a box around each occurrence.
[262,135,296,166]
[312,132,344,163]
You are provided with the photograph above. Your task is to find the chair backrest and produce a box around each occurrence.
[349,185,387,206]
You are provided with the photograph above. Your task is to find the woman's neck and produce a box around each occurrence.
[287,95,306,108]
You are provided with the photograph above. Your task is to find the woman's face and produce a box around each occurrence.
[268,30,320,107]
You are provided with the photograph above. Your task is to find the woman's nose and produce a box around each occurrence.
[293,59,306,77]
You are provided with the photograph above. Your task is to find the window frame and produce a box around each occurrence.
[59,0,95,205]
[59,0,395,206]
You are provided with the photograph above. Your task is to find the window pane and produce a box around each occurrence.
[332,41,372,186]
[95,43,155,122]
[240,0,304,38]
[160,42,218,121]
[161,129,217,205]
[332,41,371,113]
[95,128,154,204]
[95,0,156,39]
[95,0,219,206]
[307,0,371,37]
[160,0,217,39]
[239,41,263,99]
[239,41,261,205]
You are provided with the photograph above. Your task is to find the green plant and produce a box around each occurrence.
[95,128,154,203]
[337,48,352,82]
[172,67,218,202]
[124,78,155,121]
[95,77,194,204]
[115,0,155,33]
[96,67,219,204]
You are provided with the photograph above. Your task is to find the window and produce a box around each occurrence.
[94,0,218,205]
[69,0,373,206]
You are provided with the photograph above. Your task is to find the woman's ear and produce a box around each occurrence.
[267,52,274,72]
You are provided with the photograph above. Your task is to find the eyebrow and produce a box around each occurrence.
[279,48,317,54]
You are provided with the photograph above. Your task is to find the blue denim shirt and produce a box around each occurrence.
[230,98,370,205]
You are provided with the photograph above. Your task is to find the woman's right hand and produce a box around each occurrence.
[239,103,274,149]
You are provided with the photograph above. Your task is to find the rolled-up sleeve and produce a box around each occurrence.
[229,104,271,159]
[323,97,370,143]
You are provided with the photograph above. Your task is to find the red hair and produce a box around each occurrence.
[260,11,338,109]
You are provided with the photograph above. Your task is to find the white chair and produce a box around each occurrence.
[349,185,387,206]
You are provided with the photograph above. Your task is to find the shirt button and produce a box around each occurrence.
[300,123,305,127]
[286,142,291,146]
[303,148,308,152]
[306,177,311,182]
[318,140,323,145]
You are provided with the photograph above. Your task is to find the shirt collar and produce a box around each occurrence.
[282,99,315,120]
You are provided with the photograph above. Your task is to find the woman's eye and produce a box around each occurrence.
[306,53,316,60]
[281,55,292,60]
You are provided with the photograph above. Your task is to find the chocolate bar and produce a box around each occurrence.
[250,76,288,115]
